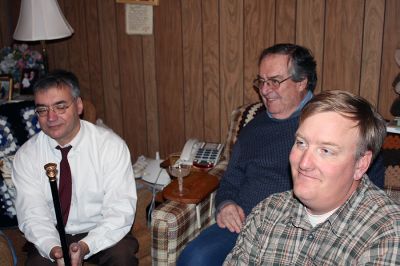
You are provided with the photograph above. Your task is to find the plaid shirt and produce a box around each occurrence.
[224,177,400,265]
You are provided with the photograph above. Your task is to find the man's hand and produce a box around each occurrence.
[69,241,90,266]
[216,203,245,233]
[50,246,65,266]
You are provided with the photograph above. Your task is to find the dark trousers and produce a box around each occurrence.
[24,232,139,266]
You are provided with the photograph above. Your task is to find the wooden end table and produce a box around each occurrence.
[162,170,219,228]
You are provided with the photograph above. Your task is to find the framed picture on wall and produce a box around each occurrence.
[0,75,13,102]
[116,0,159,5]
[20,68,39,95]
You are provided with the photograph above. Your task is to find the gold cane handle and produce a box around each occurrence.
[44,163,58,181]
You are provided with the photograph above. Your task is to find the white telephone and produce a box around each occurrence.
[177,138,224,168]
[178,139,202,164]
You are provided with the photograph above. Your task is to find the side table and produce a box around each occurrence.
[162,171,219,228]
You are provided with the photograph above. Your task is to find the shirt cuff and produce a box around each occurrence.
[80,235,96,259]
[41,239,61,261]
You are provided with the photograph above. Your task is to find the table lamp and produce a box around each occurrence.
[13,0,74,72]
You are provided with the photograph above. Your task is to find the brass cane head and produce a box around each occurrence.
[44,163,58,181]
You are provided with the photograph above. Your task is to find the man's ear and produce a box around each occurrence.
[354,151,372,181]
[76,97,83,115]
[296,78,308,92]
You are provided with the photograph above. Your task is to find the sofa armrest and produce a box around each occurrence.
[151,192,216,266]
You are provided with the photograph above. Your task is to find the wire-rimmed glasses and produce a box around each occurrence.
[35,99,76,117]
[253,75,292,90]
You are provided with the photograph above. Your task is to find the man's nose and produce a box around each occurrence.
[299,149,314,170]
[259,82,270,94]
[46,108,58,120]
[259,81,277,94]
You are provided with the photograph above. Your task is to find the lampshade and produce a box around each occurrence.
[13,0,74,41]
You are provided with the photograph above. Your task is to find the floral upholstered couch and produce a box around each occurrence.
[0,100,40,231]
[151,102,400,266]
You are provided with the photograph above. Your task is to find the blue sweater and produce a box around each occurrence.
[215,111,385,216]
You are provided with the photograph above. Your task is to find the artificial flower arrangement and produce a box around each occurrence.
[0,44,45,90]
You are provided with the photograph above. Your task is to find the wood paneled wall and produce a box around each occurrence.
[1,0,399,160]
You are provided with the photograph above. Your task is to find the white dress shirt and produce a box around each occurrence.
[12,120,137,259]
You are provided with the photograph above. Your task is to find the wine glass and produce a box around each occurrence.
[168,163,191,196]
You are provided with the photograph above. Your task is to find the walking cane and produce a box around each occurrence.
[44,163,71,266]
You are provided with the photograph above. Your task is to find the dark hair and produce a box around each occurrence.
[33,69,80,98]
[300,90,386,160]
[258,43,317,92]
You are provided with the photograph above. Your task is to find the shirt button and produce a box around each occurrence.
[307,234,314,240]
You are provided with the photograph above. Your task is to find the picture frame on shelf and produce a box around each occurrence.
[20,68,39,95]
[0,75,13,102]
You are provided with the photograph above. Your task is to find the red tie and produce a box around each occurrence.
[56,145,72,226]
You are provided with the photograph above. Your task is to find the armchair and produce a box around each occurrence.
[150,102,265,265]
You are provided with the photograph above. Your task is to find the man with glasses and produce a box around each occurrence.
[12,70,139,265]
[178,43,384,265]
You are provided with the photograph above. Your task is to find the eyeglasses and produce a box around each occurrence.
[35,100,75,117]
[253,75,292,90]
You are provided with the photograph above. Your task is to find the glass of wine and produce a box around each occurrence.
[168,163,191,196]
